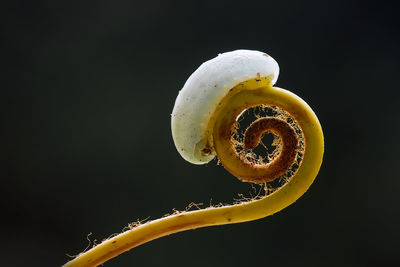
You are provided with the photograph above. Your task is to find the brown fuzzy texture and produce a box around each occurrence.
[238,117,299,183]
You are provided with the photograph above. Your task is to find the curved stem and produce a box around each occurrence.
[64,86,324,267]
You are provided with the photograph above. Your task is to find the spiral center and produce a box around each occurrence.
[229,105,305,186]
[248,132,281,164]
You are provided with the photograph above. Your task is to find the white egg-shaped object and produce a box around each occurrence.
[171,49,280,164]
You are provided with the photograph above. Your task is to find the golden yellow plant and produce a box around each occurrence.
[64,50,324,267]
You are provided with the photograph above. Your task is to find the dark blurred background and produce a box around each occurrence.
[2,0,399,266]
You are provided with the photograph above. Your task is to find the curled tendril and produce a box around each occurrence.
[64,51,324,267]
[233,116,299,182]
[212,85,301,184]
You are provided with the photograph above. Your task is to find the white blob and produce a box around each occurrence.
[171,49,280,164]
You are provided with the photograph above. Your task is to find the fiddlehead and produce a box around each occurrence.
[211,91,303,184]
[64,50,324,267]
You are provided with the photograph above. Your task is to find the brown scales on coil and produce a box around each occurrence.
[228,111,304,186]
[243,118,298,181]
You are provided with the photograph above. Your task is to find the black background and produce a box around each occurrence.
[2,0,399,266]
